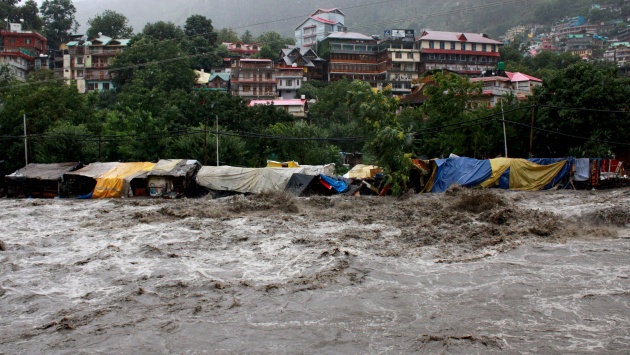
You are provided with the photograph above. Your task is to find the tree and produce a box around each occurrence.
[18,0,43,32]
[216,28,239,43]
[141,21,184,41]
[255,31,294,58]
[40,0,78,50]
[182,15,220,70]
[346,80,412,195]
[241,30,254,44]
[110,36,195,93]
[86,10,133,39]
[532,61,630,157]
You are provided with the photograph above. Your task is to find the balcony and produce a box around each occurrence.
[232,78,276,84]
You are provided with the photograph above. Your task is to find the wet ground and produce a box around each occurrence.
[0,188,628,353]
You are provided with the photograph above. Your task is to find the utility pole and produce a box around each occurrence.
[203,116,208,165]
[501,100,508,158]
[23,113,28,165]
[529,102,536,158]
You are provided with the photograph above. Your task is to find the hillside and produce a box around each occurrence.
[74,0,604,39]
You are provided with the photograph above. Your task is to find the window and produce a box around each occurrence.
[393,63,401,70]
[76,70,83,77]
[429,41,434,49]
[439,54,446,60]
[77,57,83,65]
[451,42,456,50]
[472,43,477,51]
[395,52,402,59]
[286,79,292,86]
[440,41,445,49]
[459,54,466,60]
[266,73,272,79]
[25,39,31,45]
[482,44,487,52]
[461,43,466,50]
[492,44,496,52]
[450,55,457,60]
[429,54,436,59]
[407,52,413,59]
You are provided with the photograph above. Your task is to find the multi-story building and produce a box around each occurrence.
[276,65,303,99]
[278,47,326,81]
[64,35,130,93]
[294,8,346,48]
[230,58,277,100]
[0,22,48,81]
[565,34,594,58]
[604,42,630,67]
[470,70,542,108]
[381,30,419,96]
[318,31,387,87]
[416,30,502,77]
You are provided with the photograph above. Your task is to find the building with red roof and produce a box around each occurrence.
[294,8,346,47]
[416,30,503,77]
[0,22,48,81]
[470,70,542,107]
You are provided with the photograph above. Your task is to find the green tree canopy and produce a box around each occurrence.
[40,0,78,50]
[216,27,240,43]
[86,9,133,39]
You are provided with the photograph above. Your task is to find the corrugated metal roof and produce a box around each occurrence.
[419,31,502,44]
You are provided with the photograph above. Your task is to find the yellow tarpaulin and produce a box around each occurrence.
[345,164,382,179]
[509,159,566,191]
[93,162,156,198]
[480,158,512,188]
[267,160,300,168]
[480,158,566,190]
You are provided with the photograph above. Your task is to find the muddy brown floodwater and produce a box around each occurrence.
[0,188,629,354]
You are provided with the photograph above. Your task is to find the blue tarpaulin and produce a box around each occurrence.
[431,158,492,193]
[320,174,349,193]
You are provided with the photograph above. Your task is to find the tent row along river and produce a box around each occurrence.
[0,157,627,199]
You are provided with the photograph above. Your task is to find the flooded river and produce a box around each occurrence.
[0,189,628,353]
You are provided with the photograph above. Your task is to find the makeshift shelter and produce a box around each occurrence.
[146,159,201,198]
[5,162,83,198]
[266,160,336,176]
[285,173,320,196]
[425,157,572,192]
[196,166,320,194]
[64,162,156,198]
[343,164,382,179]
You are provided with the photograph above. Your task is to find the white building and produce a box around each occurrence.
[294,8,346,48]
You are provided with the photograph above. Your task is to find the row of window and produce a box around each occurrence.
[426,54,497,62]
[428,41,497,52]
[87,83,111,91]
[394,52,415,59]
[278,79,301,86]
[329,63,386,72]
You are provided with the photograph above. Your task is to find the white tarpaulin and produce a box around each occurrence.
[196,166,319,194]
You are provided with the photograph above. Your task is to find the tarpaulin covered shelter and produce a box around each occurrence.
[425,157,572,192]
[480,158,570,190]
[146,159,201,197]
[196,166,320,194]
[266,160,336,176]
[64,162,155,198]
[5,162,83,198]
[343,164,382,179]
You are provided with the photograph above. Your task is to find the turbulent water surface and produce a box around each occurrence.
[0,189,628,353]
